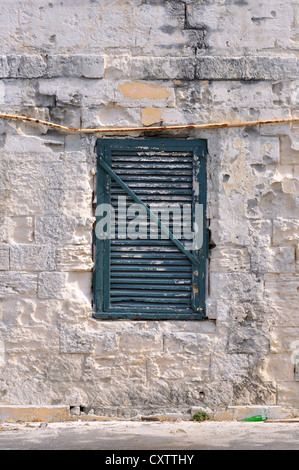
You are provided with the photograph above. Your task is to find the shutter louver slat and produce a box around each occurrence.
[109,149,193,309]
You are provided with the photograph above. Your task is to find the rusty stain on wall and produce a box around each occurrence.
[119,82,172,100]
[141,107,163,126]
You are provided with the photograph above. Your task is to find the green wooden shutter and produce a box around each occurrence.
[94,138,207,320]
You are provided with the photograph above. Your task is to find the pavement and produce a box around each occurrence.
[0,419,299,450]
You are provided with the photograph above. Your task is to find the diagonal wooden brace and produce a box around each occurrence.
[99,158,199,266]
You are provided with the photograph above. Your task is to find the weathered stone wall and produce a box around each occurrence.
[0,0,298,417]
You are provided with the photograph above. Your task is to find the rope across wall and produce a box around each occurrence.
[0,112,298,134]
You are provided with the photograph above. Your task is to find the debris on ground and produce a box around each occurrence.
[170,429,188,434]
[140,414,181,422]
[244,415,268,422]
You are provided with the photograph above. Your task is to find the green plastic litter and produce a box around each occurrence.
[245,415,268,422]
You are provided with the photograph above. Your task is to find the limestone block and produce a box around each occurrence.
[251,137,280,165]
[246,57,298,81]
[270,300,299,327]
[260,121,299,139]
[38,78,82,106]
[251,246,295,274]
[264,274,299,300]
[35,216,94,245]
[93,333,119,358]
[196,57,246,80]
[210,82,275,110]
[1,188,67,217]
[220,134,269,198]
[59,327,97,354]
[209,216,249,247]
[272,165,295,185]
[111,358,148,384]
[0,56,9,77]
[180,356,211,382]
[0,405,70,423]
[230,301,269,325]
[2,325,60,354]
[5,55,47,78]
[188,2,295,53]
[211,353,250,381]
[174,81,205,109]
[205,299,218,321]
[248,219,273,247]
[144,320,215,336]
[4,134,64,155]
[270,327,299,353]
[207,193,218,220]
[13,108,51,135]
[81,105,140,129]
[160,107,200,126]
[104,54,132,79]
[259,187,299,220]
[56,245,93,272]
[63,387,88,407]
[70,406,80,416]
[38,272,91,301]
[210,246,250,273]
[209,300,230,324]
[0,244,9,270]
[3,187,92,218]
[136,2,200,57]
[3,80,38,108]
[153,356,184,381]
[80,79,117,107]
[64,135,83,152]
[1,298,62,326]
[0,272,37,298]
[47,55,105,79]
[56,299,92,324]
[273,219,299,246]
[7,160,91,191]
[60,190,93,218]
[130,57,195,80]
[47,356,85,383]
[290,80,299,107]
[0,358,57,404]
[84,357,114,381]
[277,382,299,408]
[0,217,34,244]
[228,326,270,355]
[280,135,299,165]
[163,332,212,356]
[118,332,163,354]
[263,351,294,382]
[263,354,296,382]
[2,150,86,165]
[210,273,264,302]
[10,244,56,272]
[48,107,81,130]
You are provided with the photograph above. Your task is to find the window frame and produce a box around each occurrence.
[93,138,208,321]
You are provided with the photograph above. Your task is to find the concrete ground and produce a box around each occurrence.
[0,420,299,450]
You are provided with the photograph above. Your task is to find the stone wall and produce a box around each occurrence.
[0,0,298,417]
